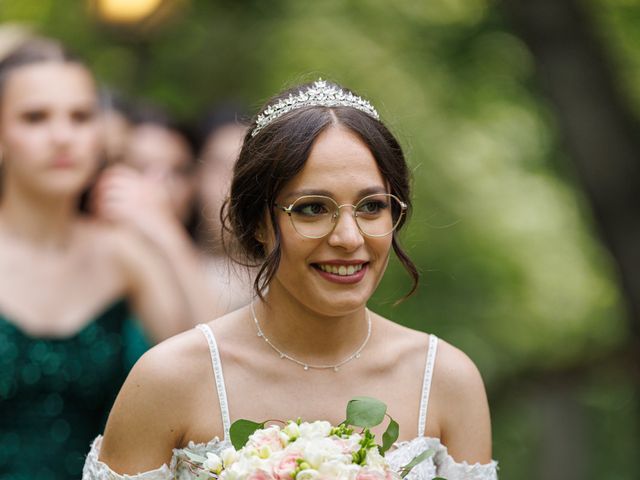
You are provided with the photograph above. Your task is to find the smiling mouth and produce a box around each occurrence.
[314,263,366,276]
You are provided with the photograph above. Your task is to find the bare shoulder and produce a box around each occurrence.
[125,326,212,394]
[99,327,213,473]
[372,314,431,359]
[432,338,487,397]
[430,338,493,463]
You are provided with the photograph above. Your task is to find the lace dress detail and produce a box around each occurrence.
[83,326,498,479]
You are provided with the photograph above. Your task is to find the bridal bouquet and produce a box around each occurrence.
[183,397,444,480]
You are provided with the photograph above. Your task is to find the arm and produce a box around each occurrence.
[95,165,223,327]
[108,224,191,342]
[432,341,494,464]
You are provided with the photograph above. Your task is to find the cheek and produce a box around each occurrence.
[370,236,393,264]
[78,125,100,154]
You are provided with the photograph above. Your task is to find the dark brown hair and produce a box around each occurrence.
[224,80,419,300]
[0,38,87,104]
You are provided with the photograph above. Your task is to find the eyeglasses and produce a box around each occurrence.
[275,193,407,239]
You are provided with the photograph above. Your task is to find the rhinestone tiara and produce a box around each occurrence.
[251,79,380,137]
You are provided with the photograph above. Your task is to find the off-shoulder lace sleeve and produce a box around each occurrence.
[386,437,498,480]
[433,440,498,480]
[82,436,173,480]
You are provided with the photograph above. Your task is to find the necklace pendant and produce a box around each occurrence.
[333,366,340,372]
[355,353,361,359]
[280,353,285,359]
[303,365,309,371]
[257,332,263,337]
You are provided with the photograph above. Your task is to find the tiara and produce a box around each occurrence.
[251,79,380,137]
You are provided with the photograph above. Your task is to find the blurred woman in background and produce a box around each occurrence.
[0,38,190,479]
[195,105,255,314]
[92,103,222,325]
[92,104,256,324]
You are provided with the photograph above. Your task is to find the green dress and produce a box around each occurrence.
[0,300,149,480]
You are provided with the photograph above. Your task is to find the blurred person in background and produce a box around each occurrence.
[92,104,222,325]
[0,38,191,479]
[194,105,255,314]
[98,89,133,167]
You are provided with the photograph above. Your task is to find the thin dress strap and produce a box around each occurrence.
[196,324,231,440]
[417,334,438,437]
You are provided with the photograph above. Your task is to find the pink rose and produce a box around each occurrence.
[273,453,302,479]
[249,428,285,452]
[356,468,386,480]
[247,470,275,480]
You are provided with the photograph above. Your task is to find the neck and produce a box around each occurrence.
[0,183,80,248]
[254,283,371,366]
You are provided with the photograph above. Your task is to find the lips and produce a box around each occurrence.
[316,263,364,276]
[50,156,76,168]
[312,261,369,284]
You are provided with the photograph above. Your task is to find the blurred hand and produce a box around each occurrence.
[92,164,178,238]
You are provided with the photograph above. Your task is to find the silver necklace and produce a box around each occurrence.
[251,302,372,372]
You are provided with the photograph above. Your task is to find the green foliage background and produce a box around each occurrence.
[2,0,638,478]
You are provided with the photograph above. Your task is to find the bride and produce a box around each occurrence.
[84,79,498,479]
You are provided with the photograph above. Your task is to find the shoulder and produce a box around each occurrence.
[372,314,430,361]
[432,338,486,397]
[99,327,215,472]
[429,338,493,463]
[110,327,212,430]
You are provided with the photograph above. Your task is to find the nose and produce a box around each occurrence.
[327,207,364,251]
[49,117,73,146]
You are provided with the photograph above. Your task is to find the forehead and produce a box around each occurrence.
[125,124,192,168]
[281,125,386,199]
[2,62,96,108]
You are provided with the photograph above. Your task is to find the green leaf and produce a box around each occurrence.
[229,419,265,450]
[380,417,399,454]
[345,397,387,428]
[399,448,435,478]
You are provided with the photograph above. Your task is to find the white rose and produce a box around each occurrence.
[296,468,320,480]
[364,448,386,469]
[299,421,332,439]
[319,460,360,480]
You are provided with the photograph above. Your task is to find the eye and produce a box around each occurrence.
[71,108,95,124]
[357,199,388,216]
[292,201,331,217]
[21,110,48,124]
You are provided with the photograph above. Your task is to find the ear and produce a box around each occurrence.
[255,213,276,253]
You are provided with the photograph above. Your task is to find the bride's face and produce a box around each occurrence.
[264,125,393,316]
[0,62,99,197]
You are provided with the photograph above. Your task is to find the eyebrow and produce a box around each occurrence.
[283,185,388,201]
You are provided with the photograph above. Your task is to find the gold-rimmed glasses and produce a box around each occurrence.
[275,193,407,239]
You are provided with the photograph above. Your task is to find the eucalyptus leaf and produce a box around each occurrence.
[399,448,435,478]
[380,417,399,454]
[229,419,265,450]
[345,396,387,428]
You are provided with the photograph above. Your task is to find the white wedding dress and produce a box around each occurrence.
[83,325,498,479]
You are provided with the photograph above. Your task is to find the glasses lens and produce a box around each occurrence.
[354,194,404,237]
[289,196,338,238]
